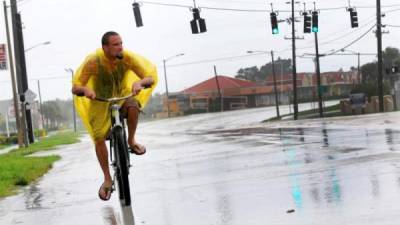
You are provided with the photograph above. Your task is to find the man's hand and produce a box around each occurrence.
[131,78,154,95]
[83,87,96,99]
[132,81,144,96]
[72,85,96,99]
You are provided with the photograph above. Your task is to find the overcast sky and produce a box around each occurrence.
[1,0,400,101]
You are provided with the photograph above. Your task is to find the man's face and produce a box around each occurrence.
[103,35,123,60]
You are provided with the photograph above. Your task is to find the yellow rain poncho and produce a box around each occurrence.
[72,49,158,141]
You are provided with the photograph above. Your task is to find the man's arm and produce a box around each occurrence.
[71,57,97,99]
[126,51,157,95]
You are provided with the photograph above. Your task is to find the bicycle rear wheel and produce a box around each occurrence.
[113,127,131,206]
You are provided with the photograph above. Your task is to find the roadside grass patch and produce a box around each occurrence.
[0,131,80,197]
[9,131,81,156]
[0,154,60,197]
[0,144,8,150]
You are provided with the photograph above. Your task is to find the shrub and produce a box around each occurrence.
[6,135,18,144]
[0,135,6,144]
[34,129,47,138]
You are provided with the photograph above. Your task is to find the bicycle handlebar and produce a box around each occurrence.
[75,84,152,102]
[94,93,134,102]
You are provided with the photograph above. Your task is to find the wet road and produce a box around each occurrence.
[1,102,400,225]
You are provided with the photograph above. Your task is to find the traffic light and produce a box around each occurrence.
[303,12,311,33]
[349,8,358,28]
[270,12,279,35]
[132,2,143,27]
[312,11,319,32]
[190,8,207,34]
[392,66,399,74]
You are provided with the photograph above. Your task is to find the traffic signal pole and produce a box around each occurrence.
[3,0,23,147]
[10,0,31,146]
[314,31,323,117]
[311,4,323,117]
[271,51,280,118]
[291,0,299,120]
[376,0,384,112]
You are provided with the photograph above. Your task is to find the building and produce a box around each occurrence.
[157,71,360,117]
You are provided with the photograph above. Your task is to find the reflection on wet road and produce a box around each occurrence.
[1,104,400,225]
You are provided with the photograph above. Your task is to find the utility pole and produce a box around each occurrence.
[37,80,45,131]
[3,0,23,147]
[163,59,170,118]
[291,0,299,120]
[65,68,77,132]
[213,65,223,112]
[271,51,280,118]
[314,33,323,117]
[357,52,361,84]
[376,0,384,112]
[162,53,184,118]
[71,74,77,133]
[10,0,34,144]
[312,3,323,117]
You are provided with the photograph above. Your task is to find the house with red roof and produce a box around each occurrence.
[158,75,291,117]
[156,71,359,117]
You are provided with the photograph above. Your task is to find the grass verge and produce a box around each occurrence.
[0,144,8,150]
[0,131,80,197]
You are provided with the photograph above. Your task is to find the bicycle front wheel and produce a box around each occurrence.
[113,127,131,206]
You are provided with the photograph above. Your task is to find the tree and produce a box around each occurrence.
[383,47,400,69]
[360,46,400,83]
[0,114,5,134]
[42,101,65,129]
[361,62,377,83]
[236,66,260,82]
[235,57,292,82]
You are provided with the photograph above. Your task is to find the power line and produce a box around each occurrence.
[138,1,400,13]
[323,24,376,56]
[386,24,400,28]
[318,18,376,46]
[301,5,400,51]
[167,52,266,67]
[384,8,400,14]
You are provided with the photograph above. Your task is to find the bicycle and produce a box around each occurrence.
[94,93,135,206]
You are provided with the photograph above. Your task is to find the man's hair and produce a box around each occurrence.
[101,31,119,46]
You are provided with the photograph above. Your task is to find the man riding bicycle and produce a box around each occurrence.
[71,31,158,201]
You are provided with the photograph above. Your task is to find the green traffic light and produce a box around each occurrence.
[312,27,319,32]
[272,28,279,34]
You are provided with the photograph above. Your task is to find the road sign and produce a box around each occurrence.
[24,89,37,104]
[0,44,7,70]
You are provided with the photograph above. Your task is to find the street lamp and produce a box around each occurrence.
[163,53,184,118]
[247,50,280,118]
[65,68,77,132]
[24,41,51,52]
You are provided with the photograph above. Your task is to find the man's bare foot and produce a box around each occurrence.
[98,180,113,201]
[129,143,146,155]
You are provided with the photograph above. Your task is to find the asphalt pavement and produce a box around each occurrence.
[1,102,400,225]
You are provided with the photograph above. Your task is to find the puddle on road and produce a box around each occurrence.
[158,124,400,223]
[202,126,400,152]
[101,206,135,225]
[24,185,43,210]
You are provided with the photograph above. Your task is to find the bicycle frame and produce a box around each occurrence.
[95,94,133,206]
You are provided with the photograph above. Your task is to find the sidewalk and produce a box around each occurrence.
[0,144,18,155]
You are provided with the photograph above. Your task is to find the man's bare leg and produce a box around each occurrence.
[95,140,113,198]
[126,106,145,154]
